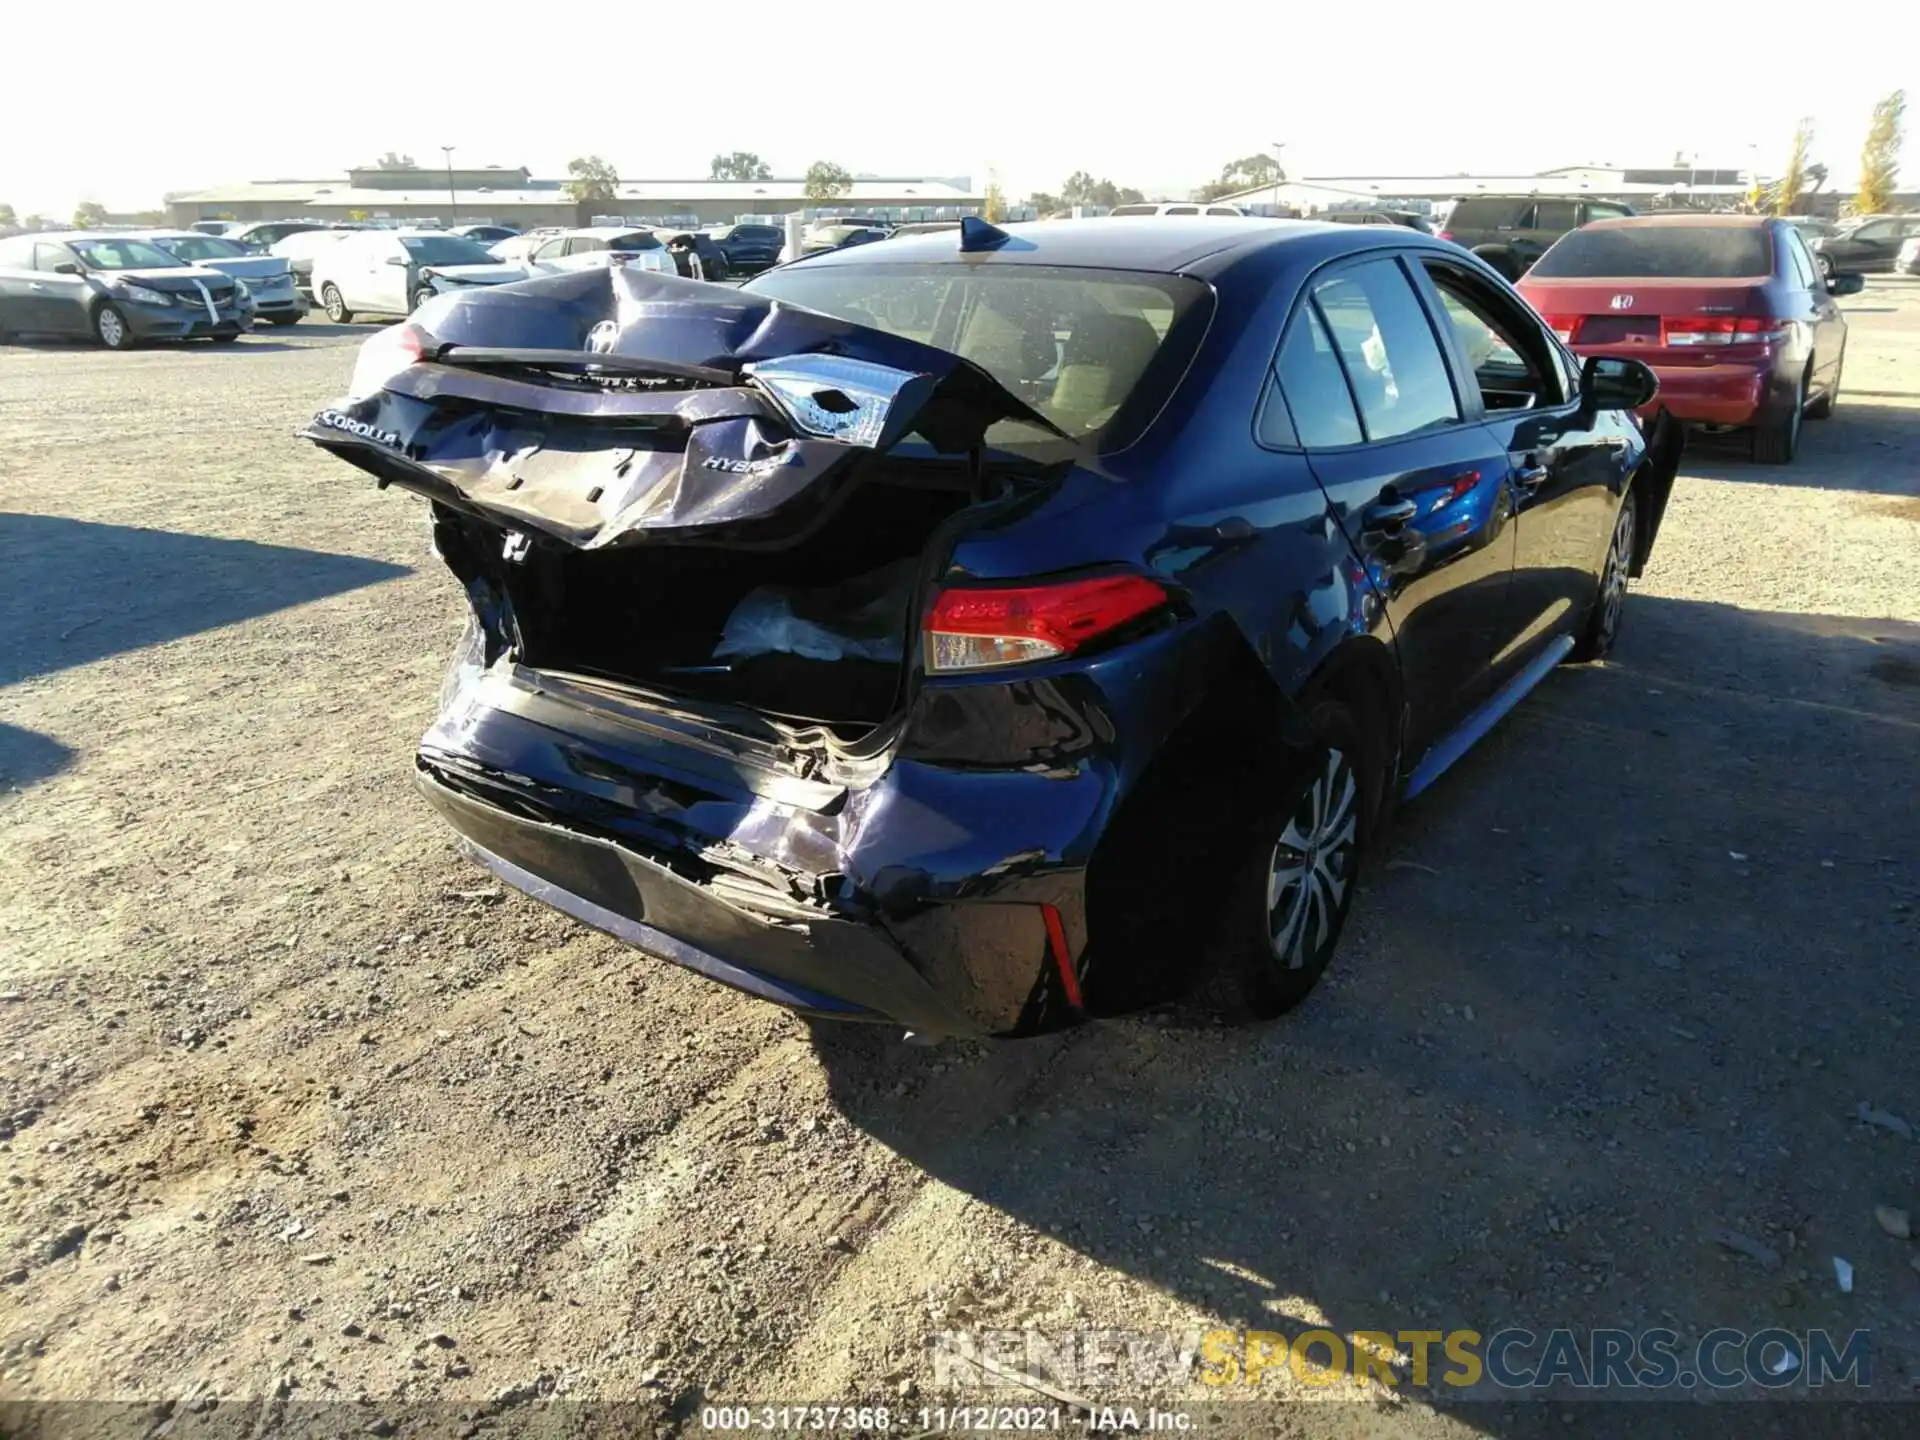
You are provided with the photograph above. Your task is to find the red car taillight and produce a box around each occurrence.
[923,574,1169,674]
[1437,230,1454,242]
[1539,312,1581,344]
[1662,316,1791,346]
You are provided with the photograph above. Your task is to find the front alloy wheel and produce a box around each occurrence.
[1574,489,1636,661]
[94,303,133,350]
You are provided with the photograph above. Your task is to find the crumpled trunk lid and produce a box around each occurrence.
[302,265,1057,550]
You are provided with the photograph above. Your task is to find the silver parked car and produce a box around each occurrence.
[129,230,308,325]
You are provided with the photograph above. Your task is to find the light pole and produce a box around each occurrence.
[1271,141,1287,216]
[441,145,457,225]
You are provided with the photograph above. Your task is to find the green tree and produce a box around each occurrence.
[709,152,771,181]
[803,161,852,203]
[1025,190,1060,218]
[564,155,620,204]
[1060,172,1142,211]
[0,203,16,229]
[73,200,108,228]
[1196,152,1284,203]
[983,179,1006,223]
[1857,89,1906,214]
[1774,119,1814,216]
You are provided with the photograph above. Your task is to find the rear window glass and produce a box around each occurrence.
[1531,225,1772,278]
[743,262,1211,448]
[1109,205,1159,216]
[399,236,494,266]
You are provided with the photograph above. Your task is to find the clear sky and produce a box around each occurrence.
[2,1,1911,216]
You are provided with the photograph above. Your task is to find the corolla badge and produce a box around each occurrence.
[316,410,400,448]
[585,321,619,353]
[1609,294,1635,310]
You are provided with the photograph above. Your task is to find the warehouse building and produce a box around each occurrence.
[166,164,986,229]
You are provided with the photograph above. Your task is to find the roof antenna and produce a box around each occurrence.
[958,215,1011,252]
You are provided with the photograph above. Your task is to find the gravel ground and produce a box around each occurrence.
[2,287,1918,1439]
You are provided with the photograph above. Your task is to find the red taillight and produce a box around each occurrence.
[1437,230,1454,242]
[1662,315,1791,346]
[923,573,1169,673]
[1539,313,1581,343]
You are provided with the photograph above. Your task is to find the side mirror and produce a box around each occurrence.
[1826,272,1865,297]
[385,255,410,267]
[1582,355,1658,411]
[52,262,82,275]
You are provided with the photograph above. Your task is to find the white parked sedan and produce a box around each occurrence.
[519,227,680,278]
[310,231,519,322]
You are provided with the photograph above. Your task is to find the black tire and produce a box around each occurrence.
[267,313,303,327]
[1805,352,1840,419]
[321,284,352,324]
[1751,370,1805,465]
[1572,487,1637,662]
[708,257,730,283]
[1195,701,1370,1022]
[93,302,135,350]
[1817,252,1835,280]
[206,333,240,344]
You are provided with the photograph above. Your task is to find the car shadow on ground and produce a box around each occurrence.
[1678,402,1918,497]
[0,514,409,689]
[0,722,75,792]
[811,594,1920,1420]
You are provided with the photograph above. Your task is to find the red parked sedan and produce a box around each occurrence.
[1518,215,1862,464]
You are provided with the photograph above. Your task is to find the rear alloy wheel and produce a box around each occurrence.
[93,303,134,350]
[1751,371,1805,465]
[410,288,435,313]
[321,284,352,324]
[1198,702,1368,1021]
[1573,488,1637,661]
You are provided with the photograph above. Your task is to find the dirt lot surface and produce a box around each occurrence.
[3,285,1919,1439]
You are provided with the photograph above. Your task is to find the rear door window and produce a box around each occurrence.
[1783,228,1818,288]
[1532,201,1580,231]
[1307,259,1461,441]
[1271,305,1363,448]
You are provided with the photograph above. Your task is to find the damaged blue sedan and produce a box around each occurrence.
[304,216,1681,1037]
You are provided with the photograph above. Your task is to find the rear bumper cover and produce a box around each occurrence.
[416,766,975,1033]
[1633,360,1772,427]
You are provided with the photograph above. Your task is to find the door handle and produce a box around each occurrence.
[1513,456,1550,488]
[1360,495,1418,531]
[28,282,47,291]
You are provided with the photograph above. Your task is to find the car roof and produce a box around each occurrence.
[790,215,1387,276]
[565,226,652,238]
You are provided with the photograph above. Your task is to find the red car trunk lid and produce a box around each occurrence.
[1519,278,1777,353]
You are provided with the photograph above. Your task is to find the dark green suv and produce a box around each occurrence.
[1436,195,1635,279]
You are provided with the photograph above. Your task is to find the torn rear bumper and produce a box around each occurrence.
[416,764,984,1035]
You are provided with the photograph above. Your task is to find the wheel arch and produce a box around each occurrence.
[1079,625,1400,1016]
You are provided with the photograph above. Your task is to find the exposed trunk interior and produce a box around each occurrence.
[459,460,996,733]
